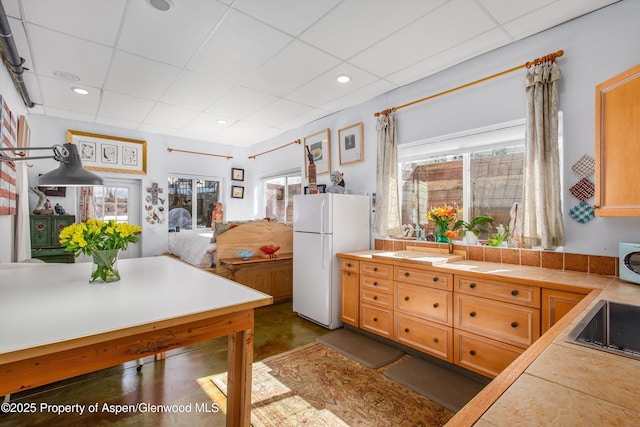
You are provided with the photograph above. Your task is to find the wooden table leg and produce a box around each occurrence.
[227,327,254,427]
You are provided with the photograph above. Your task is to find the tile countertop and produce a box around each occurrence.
[338,250,640,426]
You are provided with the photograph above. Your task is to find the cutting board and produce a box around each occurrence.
[371,250,464,265]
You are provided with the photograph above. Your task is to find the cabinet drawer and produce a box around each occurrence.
[395,282,452,326]
[360,262,392,280]
[340,258,360,274]
[456,275,540,308]
[396,313,453,362]
[454,329,524,378]
[361,276,392,293]
[394,266,452,291]
[360,304,393,339]
[361,289,392,309]
[454,294,540,348]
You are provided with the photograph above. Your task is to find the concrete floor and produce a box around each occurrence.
[0,301,330,427]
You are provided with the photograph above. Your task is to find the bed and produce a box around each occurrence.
[166,231,217,268]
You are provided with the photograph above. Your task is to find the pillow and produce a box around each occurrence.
[210,220,250,243]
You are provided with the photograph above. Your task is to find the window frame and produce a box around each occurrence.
[167,173,224,230]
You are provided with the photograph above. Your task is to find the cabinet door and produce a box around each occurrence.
[541,288,585,333]
[340,270,359,326]
[52,216,74,244]
[595,64,640,216]
[30,216,51,247]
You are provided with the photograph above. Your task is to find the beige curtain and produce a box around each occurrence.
[373,112,401,236]
[522,62,565,249]
[78,186,96,222]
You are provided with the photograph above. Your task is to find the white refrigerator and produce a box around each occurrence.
[293,193,370,329]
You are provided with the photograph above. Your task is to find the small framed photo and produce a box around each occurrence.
[303,184,326,194]
[303,128,331,176]
[231,167,245,181]
[338,122,364,165]
[231,185,245,199]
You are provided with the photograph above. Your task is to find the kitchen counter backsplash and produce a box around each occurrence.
[374,239,618,277]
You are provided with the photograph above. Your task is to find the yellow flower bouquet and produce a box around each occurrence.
[59,219,142,283]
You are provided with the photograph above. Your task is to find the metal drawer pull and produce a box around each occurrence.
[404,328,410,333]
[404,272,410,277]
[347,272,351,276]
[433,303,439,308]
[373,281,378,286]
[404,296,410,301]
[347,263,351,267]
[469,283,476,288]
[470,350,476,356]
[511,322,519,328]
[432,338,438,343]
[469,311,476,317]
[511,290,519,296]
[373,267,378,272]
[432,277,439,282]
[373,295,378,300]
[373,317,378,322]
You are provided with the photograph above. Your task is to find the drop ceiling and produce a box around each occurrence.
[2,0,619,148]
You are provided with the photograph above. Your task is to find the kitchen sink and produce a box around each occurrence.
[566,300,640,360]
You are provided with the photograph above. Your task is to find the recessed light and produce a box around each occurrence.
[337,74,351,83]
[53,71,80,81]
[71,87,89,95]
[216,119,227,125]
[146,0,173,11]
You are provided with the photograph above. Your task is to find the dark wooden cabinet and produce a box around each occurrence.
[30,215,76,263]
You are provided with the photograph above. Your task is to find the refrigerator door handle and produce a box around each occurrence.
[320,199,326,233]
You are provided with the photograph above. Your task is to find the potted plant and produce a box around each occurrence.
[453,215,494,245]
[487,224,510,247]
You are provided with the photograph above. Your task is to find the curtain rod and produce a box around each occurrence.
[374,49,564,117]
[166,148,233,159]
[248,139,301,159]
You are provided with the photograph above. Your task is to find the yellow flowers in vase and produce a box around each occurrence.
[59,219,142,283]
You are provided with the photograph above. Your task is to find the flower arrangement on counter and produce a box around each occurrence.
[426,204,460,243]
[59,219,142,283]
[59,219,142,257]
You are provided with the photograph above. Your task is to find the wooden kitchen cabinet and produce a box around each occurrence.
[359,260,393,338]
[541,288,586,334]
[595,63,640,216]
[30,215,75,263]
[339,259,360,326]
[454,329,524,378]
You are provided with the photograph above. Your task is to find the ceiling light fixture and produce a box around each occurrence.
[337,74,351,83]
[146,0,173,11]
[216,119,227,125]
[71,87,89,95]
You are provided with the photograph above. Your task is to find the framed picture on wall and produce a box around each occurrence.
[232,168,244,181]
[67,130,147,174]
[338,122,363,165]
[231,185,244,199]
[303,128,331,176]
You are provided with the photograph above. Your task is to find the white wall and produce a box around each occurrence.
[2,0,638,260]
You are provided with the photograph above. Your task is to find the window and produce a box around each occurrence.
[398,119,547,240]
[94,186,130,223]
[168,175,221,230]
[263,172,302,222]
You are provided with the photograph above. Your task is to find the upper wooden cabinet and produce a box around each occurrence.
[595,64,640,216]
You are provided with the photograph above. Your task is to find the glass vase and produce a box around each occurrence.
[90,249,121,283]
[434,223,451,243]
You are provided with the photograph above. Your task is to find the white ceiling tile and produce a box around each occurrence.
[300,0,446,59]
[188,9,292,83]
[27,24,113,87]
[350,0,496,78]
[161,71,234,111]
[232,0,340,36]
[2,0,21,18]
[182,113,233,135]
[245,98,315,126]
[206,86,278,119]
[478,0,555,24]
[137,122,179,135]
[386,28,511,86]
[8,17,33,70]
[98,91,155,122]
[22,0,125,46]
[242,40,341,96]
[279,108,330,130]
[38,76,100,115]
[143,103,200,128]
[94,116,139,130]
[217,120,270,141]
[42,107,97,124]
[117,0,227,67]
[285,63,380,107]
[23,72,43,106]
[320,79,398,113]
[104,51,180,100]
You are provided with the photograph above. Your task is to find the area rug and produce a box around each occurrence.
[383,356,489,413]
[315,328,405,368]
[200,342,454,426]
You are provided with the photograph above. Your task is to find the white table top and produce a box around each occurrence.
[0,256,271,356]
